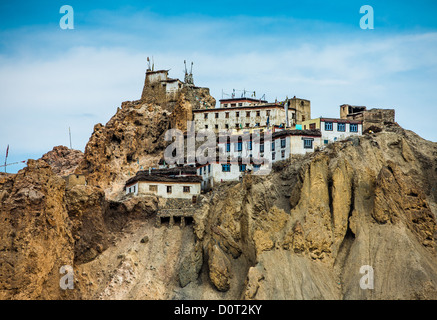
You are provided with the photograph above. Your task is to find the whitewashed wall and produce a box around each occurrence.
[126,181,200,199]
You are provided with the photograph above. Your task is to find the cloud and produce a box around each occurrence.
[1,14,437,172]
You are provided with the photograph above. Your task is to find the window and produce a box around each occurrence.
[225,124,229,129]
[149,185,157,192]
[239,164,246,172]
[325,122,333,131]
[248,140,253,150]
[350,123,358,132]
[238,103,243,107]
[272,152,276,160]
[272,142,275,151]
[324,139,329,145]
[223,104,228,107]
[256,111,260,117]
[281,150,285,158]
[246,111,251,117]
[236,124,240,129]
[280,138,286,148]
[215,124,219,130]
[310,123,316,130]
[205,125,208,129]
[167,186,172,193]
[222,164,230,172]
[256,123,260,127]
[260,144,265,153]
[302,115,306,121]
[225,112,230,119]
[208,164,211,173]
[236,141,242,152]
[215,113,219,119]
[226,143,231,152]
[303,139,313,149]
[199,167,202,175]
[266,110,270,116]
[231,103,236,107]
[236,112,240,117]
[245,123,250,128]
[337,123,346,132]
[183,186,190,193]
[204,113,208,119]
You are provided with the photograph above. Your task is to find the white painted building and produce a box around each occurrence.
[302,117,362,145]
[192,97,311,133]
[125,168,202,199]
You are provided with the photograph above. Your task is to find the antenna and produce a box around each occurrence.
[147,56,151,71]
[69,127,72,149]
[190,61,193,74]
[4,144,8,173]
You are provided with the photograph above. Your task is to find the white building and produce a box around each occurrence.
[192,97,311,133]
[217,129,322,164]
[125,168,202,200]
[301,117,362,145]
[190,129,322,189]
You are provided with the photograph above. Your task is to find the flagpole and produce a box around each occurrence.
[5,145,9,173]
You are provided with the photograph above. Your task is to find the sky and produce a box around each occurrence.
[1,0,437,173]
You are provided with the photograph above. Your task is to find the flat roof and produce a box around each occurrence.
[192,103,295,113]
[145,69,169,74]
[319,118,363,124]
[219,97,268,103]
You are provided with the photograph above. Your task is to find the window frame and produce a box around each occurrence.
[350,123,358,133]
[303,139,313,149]
[222,164,231,172]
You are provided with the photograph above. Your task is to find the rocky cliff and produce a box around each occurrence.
[1,84,437,299]
[41,146,84,176]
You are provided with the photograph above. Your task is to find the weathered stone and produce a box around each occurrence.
[208,245,231,292]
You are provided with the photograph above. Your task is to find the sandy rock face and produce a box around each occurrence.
[0,159,74,299]
[40,145,84,176]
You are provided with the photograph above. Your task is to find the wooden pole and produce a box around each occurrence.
[69,127,72,149]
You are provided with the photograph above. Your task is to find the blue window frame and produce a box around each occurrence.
[239,164,246,172]
[226,143,231,152]
[325,122,333,131]
[222,164,230,172]
[303,139,313,149]
[235,142,242,152]
[199,167,202,175]
[248,141,252,150]
[350,123,358,132]
[280,138,286,148]
[260,144,264,153]
[337,123,346,132]
[208,164,211,173]
[271,142,275,151]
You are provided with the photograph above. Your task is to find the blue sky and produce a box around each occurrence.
[1,1,437,173]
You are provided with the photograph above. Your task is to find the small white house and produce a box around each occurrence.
[125,168,202,200]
